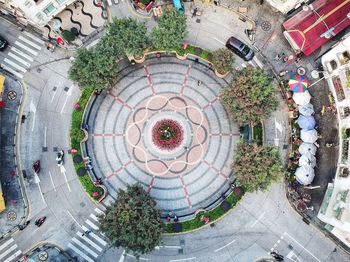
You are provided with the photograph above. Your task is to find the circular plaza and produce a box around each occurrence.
[86,57,240,216]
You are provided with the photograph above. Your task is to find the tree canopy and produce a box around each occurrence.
[211,48,235,74]
[99,184,163,257]
[151,9,187,49]
[233,142,284,192]
[220,67,278,126]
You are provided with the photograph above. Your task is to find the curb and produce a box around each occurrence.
[19,241,74,261]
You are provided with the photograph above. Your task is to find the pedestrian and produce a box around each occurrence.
[166,216,171,222]
[197,80,202,86]
[85,230,92,235]
[279,70,288,77]
[274,53,282,61]
[192,8,198,18]
[174,215,179,222]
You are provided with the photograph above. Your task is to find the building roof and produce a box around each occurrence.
[283,0,350,56]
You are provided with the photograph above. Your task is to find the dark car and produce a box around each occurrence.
[0,35,8,51]
[225,36,254,61]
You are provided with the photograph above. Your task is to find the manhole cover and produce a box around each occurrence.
[7,211,17,221]
[261,21,271,31]
[7,91,17,100]
[38,251,48,261]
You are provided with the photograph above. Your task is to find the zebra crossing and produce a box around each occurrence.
[0,237,22,262]
[1,31,44,79]
[68,207,108,262]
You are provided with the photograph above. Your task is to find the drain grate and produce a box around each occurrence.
[42,147,48,152]
[178,248,184,254]
[261,21,271,31]
[64,86,69,92]
[53,86,57,91]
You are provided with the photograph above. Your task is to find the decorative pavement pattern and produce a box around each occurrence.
[87,58,240,216]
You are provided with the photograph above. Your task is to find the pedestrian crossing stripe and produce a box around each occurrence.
[81,225,107,246]
[85,219,99,230]
[0,238,14,251]
[76,232,103,252]
[8,52,31,67]
[94,207,105,215]
[22,31,45,45]
[68,243,95,262]
[4,58,26,73]
[13,41,38,56]
[1,64,24,78]
[90,213,99,222]
[0,244,18,260]
[11,47,34,62]
[18,36,41,50]
[71,237,99,258]
[3,250,21,262]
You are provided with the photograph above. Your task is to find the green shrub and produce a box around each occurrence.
[62,30,76,42]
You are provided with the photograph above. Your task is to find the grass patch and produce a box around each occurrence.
[253,123,263,145]
[70,87,104,201]
[164,193,242,233]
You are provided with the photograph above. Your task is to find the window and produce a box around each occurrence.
[35,12,44,20]
[55,0,66,4]
[43,3,55,15]
[24,0,33,7]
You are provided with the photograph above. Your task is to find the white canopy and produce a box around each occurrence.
[295,165,315,185]
[293,90,311,106]
[300,129,318,143]
[298,103,314,116]
[298,142,317,155]
[299,152,316,168]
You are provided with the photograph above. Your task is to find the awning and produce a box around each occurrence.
[282,0,350,56]
[0,184,5,213]
[0,74,5,99]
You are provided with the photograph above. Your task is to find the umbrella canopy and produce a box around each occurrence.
[298,103,314,116]
[300,129,318,143]
[293,90,311,106]
[299,152,316,168]
[295,165,315,185]
[289,74,309,92]
[297,115,316,130]
[298,142,317,155]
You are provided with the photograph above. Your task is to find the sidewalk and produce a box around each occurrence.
[0,71,27,238]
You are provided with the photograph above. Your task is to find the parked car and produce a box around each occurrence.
[0,35,8,51]
[56,150,64,167]
[225,36,254,61]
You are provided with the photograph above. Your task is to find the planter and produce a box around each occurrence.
[214,69,229,78]
[134,55,145,64]
[175,53,186,60]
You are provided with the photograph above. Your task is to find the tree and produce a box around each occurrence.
[100,17,149,57]
[211,48,235,74]
[151,9,187,50]
[68,47,118,90]
[220,68,278,126]
[233,142,284,192]
[99,184,163,258]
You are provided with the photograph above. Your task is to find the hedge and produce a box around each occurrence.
[70,87,104,200]
[164,193,242,233]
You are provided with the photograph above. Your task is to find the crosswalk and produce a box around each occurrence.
[1,31,44,79]
[67,207,108,262]
[0,238,22,262]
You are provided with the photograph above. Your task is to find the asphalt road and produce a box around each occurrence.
[0,1,349,261]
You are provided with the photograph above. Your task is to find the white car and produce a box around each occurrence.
[56,150,64,167]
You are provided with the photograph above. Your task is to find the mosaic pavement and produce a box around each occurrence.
[86,57,240,216]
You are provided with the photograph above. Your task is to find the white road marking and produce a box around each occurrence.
[0,244,17,260]
[253,56,264,68]
[0,238,14,251]
[30,100,36,131]
[3,249,22,262]
[23,31,45,45]
[241,63,247,68]
[68,243,94,262]
[60,165,71,192]
[284,232,321,262]
[60,86,73,114]
[72,237,99,258]
[8,53,31,67]
[49,171,56,191]
[37,183,46,204]
[11,47,34,62]
[18,36,41,50]
[287,250,302,262]
[0,64,23,78]
[82,225,107,246]
[44,126,47,147]
[67,210,83,229]
[94,207,105,215]
[169,257,196,262]
[156,245,182,249]
[213,37,226,46]
[251,211,266,228]
[107,0,112,5]
[118,250,126,262]
[214,239,236,252]
[85,219,99,230]
[76,232,103,252]
[14,41,38,56]
[4,58,26,72]
[90,213,99,222]
[50,88,57,103]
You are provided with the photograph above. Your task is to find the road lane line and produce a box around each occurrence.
[31,113,36,131]
[44,126,47,147]
[85,219,99,230]
[68,243,94,262]
[0,238,14,251]
[285,232,321,262]
[82,225,107,246]
[90,213,99,222]
[251,211,266,228]
[49,171,56,191]
[214,239,236,252]
[11,47,34,61]
[67,210,83,229]
[37,183,46,204]
[213,37,225,46]
[169,257,196,262]
[76,232,103,252]
[3,250,22,262]
[18,36,42,50]
[0,244,17,260]
[14,41,38,56]
[72,237,99,258]
[4,58,27,73]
